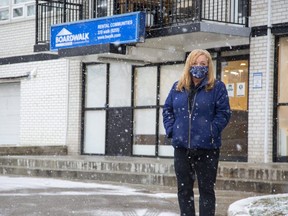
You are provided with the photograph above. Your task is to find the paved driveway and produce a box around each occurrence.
[0,175,179,216]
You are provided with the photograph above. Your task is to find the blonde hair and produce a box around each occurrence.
[176,49,215,91]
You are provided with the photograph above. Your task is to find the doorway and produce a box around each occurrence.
[221,59,249,161]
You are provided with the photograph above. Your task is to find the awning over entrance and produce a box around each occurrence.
[57,21,251,64]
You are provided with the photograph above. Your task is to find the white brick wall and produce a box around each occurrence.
[248,36,274,162]
[249,0,288,162]
[251,0,288,27]
[271,0,288,24]
[66,60,82,155]
[0,19,35,58]
[0,59,82,155]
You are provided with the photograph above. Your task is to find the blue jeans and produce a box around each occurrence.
[174,148,220,216]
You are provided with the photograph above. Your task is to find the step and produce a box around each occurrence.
[0,156,175,175]
[218,162,288,182]
[0,165,176,186]
[1,156,288,194]
[216,177,288,194]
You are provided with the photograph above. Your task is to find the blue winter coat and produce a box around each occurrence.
[162,78,231,150]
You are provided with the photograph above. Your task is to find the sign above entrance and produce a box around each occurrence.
[50,12,146,51]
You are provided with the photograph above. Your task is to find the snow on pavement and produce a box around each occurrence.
[0,175,179,216]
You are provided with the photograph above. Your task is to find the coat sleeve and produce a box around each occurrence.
[211,81,231,138]
[162,84,176,138]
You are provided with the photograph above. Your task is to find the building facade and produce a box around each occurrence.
[0,0,287,163]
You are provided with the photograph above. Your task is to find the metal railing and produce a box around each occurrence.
[36,0,249,45]
[36,0,89,44]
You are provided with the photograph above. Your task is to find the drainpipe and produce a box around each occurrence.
[264,0,272,163]
[65,59,70,149]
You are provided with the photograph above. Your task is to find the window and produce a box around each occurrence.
[0,0,34,22]
[0,8,9,20]
[96,0,108,17]
[158,64,183,157]
[83,64,108,154]
[276,37,288,160]
[0,0,9,20]
[133,66,157,156]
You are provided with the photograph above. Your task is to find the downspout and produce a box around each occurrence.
[65,59,70,149]
[264,0,272,163]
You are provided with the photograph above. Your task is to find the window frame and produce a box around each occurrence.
[273,35,288,162]
[0,0,34,23]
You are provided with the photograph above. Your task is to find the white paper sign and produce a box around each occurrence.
[237,82,245,97]
[226,83,234,97]
[253,72,262,89]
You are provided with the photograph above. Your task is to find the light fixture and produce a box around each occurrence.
[240,62,246,66]
[230,71,239,75]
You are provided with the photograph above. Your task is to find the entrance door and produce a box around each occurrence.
[221,59,249,161]
[0,82,20,145]
[276,36,288,161]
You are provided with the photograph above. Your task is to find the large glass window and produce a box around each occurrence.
[221,59,249,161]
[83,64,107,154]
[277,37,288,159]
[85,64,107,108]
[133,66,157,156]
[134,67,157,106]
[83,111,106,154]
[158,64,183,157]
[133,109,156,156]
[109,63,131,107]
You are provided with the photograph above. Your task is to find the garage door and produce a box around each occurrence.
[0,82,20,145]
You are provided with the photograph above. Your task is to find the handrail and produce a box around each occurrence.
[35,0,249,45]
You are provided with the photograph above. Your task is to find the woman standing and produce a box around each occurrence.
[163,49,231,216]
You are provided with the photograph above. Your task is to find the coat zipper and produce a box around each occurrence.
[188,92,197,149]
[210,124,215,144]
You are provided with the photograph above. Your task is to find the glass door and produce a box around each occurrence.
[221,59,249,161]
[276,36,288,161]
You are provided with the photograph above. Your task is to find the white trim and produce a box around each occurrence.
[133,145,156,156]
[158,145,174,157]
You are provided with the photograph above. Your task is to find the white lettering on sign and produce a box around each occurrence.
[110,20,133,27]
[55,28,90,47]
[98,23,110,29]
[56,33,89,43]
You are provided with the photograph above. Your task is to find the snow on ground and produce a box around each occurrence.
[0,175,176,198]
[228,193,288,216]
[0,176,178,216]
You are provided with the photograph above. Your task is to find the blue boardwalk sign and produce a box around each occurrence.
[50,12,146,51]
